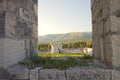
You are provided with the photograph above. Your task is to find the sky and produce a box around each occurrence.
[38,0,92,36]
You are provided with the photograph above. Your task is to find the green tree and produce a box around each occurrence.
[80,42,86,48]
[62,43,68,49]
[67,42,72,49]
[74,41,80,48]
[38,43,51,51]
[86,41,92,48]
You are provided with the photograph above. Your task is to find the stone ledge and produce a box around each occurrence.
[30,68,112,80]
[66,69,111,80]
[39,69,66,80]
[5,67,120,80]
[30,67,42,80]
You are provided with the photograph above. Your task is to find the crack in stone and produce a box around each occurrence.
[64,70,67,80]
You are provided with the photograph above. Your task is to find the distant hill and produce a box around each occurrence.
[38,32,92,44]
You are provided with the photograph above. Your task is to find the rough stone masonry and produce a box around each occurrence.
[0,0,38,68]
[92,0,120,69]
[0,0,120,77]
[0,0,120,80]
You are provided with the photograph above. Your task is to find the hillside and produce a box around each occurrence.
[38,32,92,43]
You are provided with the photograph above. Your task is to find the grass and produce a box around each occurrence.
[38,53,85,57]
[19,53,93,70]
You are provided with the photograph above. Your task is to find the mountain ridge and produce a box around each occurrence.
[38,32,92,43]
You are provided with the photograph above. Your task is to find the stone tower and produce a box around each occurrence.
[0,0,38,68]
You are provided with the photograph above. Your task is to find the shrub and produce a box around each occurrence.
[19,55,91,70]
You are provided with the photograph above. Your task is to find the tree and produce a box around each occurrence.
[86,41,92,48]
[80,42,86,48]
[74,41,80,48]
[38,43,51,51]
[67,42,72,49]
[62,43,68,49]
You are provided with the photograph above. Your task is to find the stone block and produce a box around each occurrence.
[4,38,25,67]
[39,69,65,80]
[5,12,16,38]
[30,67,42,80]
[0,38,5,67]
[110,15,120,32]
[25,39,30,58]
[103,35,113,68]
[112,70,120,80]
[8,66,29,80]
[31,38,38,56]
[110,0,120,14]
[66,69,111,80]
[16,20,32,39]
[111,34,120,68]
[32,24,38,38]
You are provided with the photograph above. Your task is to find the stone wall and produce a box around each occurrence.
[92,0,120,68]
[0,0,38,68]
[0,0,120,78]
[92,0,112,67]
[6,68,120,80]
[110,0,120,69]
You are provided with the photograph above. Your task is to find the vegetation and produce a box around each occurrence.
[19,54,93,70]
[38,53,85,57]
[62,41,92,49]
[38,43,51,51]
[86,41,92,48]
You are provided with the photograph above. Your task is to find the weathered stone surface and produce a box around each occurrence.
[25,39,30,58]
[109,0,120,69]
[4,39,25,67]
[0,67,16,80]
[0,0,38,68]
[5,2,17,38]
[32,24,38,38]
[30,38,38,56]
[0,1,5,11]
[92,0,120,69]
[103,35,113,68]
[92,0,118,68]
[30,67,42,80]
[111,34,120,68]
[39,69,66,80]
[112,70,120,80]
[0,39,5,67]
[16,20,32,38]
[1,1,120,80]
[0,12,5,38]
[8,66,29,80]
[66,69,111,80]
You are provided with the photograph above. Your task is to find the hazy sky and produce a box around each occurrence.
[38,0,92,36]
